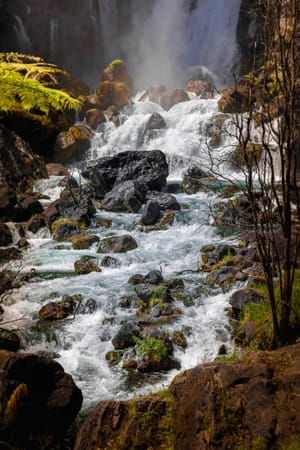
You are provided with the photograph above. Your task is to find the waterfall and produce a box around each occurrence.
[98,0,243,88]
[3,0,242,88]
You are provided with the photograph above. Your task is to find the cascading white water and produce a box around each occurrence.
[1,95,240,411]
[98,0,242,88]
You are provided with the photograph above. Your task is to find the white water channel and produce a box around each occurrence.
[1,95,242,412]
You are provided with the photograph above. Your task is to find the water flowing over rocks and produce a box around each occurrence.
[75,343,300,450]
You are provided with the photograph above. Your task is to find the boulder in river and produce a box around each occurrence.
[101,180,148,213]
[141,200,161,225]
[39,294,80,320]
[83,150,169,199]
[0,223,13,246]
[97,234,138,253]
[160,88,190,110]
[74,256,102,275]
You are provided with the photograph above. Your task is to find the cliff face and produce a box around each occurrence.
[75,343,300,450]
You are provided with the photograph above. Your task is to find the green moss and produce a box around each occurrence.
[110,59,124,66]
[134,337,167,362]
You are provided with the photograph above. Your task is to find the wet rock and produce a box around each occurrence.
[95,218,113,228]
[143,112,166,141]
[74,256,101,275]
[160,88,189,110]
[172,330,188,349]
[83,150,169,199]
[186,79,214,98]
[201,244,237,269]
[141,200,161,225]
[134,283,156,303]
[144,270,164,285]
[105,350,123,365]
[46,163,69,177]
[96,81,130,110]
[0,329,20,351]
[206,266,248,288]
[128,274,144,285]
[112,321,141,350]
[101,255,120,268]
[17,238,30,249]
[0,350,82,449]
[54,125,94,163]
[85,108,106,130]
[39,295,79,320]
[0,223,13,246]
[229,288,266,318]
[100,59,133,95]
[97,234,138,253]
[20,195,44,221]
[146,191,180,211]
[72,234,100,249]
[101,180,148,213]
[139,84,167,103]
[140,210,175,232]
[119,294,139,308]
[182,165,213,194]
[52,218,82,241]
[27,213,47,234]
[0,247,22,261]
[137,354,180,372]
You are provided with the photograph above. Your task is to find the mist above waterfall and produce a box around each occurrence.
[99,0,242,89]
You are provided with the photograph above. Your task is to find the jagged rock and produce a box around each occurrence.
[83,150,169,199]
[27,213,47,234]
[97,235,138,253]
[186,79,214,98]
[20,194,44,221]
[112,321,141,349]
[0,329,20,351]
[141,200,161,225]
[0,187,17,222]
[101,180,148,213]
[39,295,79,320]
[146,191,181,211]
[75,343,300,450]
[160,88,189,110]
[74,256,101,275]
[182,165,213,194]
[72,234,99,250]
[140,210,175,232]
[0,349,82,449]
[0,223,13,246]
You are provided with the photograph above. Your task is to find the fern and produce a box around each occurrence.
[0,53,82,116]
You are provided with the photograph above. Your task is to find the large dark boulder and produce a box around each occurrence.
[141,200,161,225]
[101,180,148,213]
[97,235,138,254]
[83,150,169,199]
[160,88,189,111]
[146,191,181,211]
[0,223,13,246]
[182,165,213,194]
[112,321,141,349]
[0,349,82,449]
[229,288,266,318]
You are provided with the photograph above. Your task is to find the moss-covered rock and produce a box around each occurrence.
[100,59,134,95]
[97,234,138,253]
[72,234,99,250]
[74,255,101,275]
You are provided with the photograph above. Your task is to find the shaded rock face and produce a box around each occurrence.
[83,150,169,200]
[160,88,189,111]
[0,125,47,192]
[0,349,82,449]
[75,343,300,450]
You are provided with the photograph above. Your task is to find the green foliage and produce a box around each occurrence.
[134,337,167,362]
[0,52,81,117]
